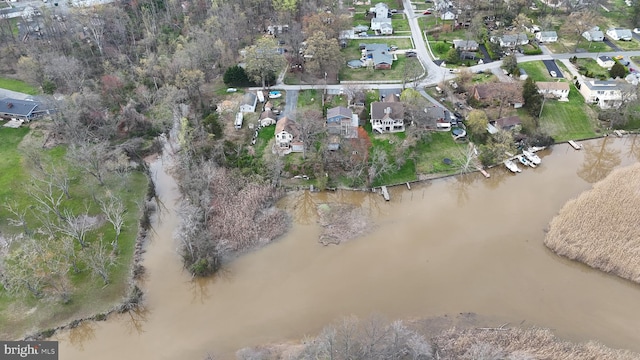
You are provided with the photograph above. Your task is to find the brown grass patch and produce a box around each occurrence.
[317,203,372,245]
[545,163,640,283]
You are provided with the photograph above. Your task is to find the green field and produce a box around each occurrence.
[538,85,597,142]
[610,38,640,51]
[370,132,417,186]
[575,58,610,79]
[518,61,559,81]
[413,131,467,174]
[0,77,38,95]
[392,18,410,32]
[0,127,148,339]
[339,55,410,81]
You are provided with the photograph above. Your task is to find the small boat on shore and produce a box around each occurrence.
[517,154,536,168]
[523,150,541,165]
[504,159,521,173]
[568,140,582,150]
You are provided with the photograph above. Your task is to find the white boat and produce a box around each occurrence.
[517,154,536,168]
[504,159,521,173]
[568,140,582,150]
[523,150,541,165]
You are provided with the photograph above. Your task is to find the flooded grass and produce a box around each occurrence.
[545,163,640,284]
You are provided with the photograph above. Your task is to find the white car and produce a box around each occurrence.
[634,28,640,34]
[226,88,238,93]
[550,71,557,77]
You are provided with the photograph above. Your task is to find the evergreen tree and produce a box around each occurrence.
[223,65,250,87]
[522,77,543,122]
[609,62,627,79]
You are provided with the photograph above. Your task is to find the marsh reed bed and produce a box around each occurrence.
[545,163,640,284]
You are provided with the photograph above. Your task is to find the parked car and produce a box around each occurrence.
[406,51,417,57]
[634,28,640,34]
[423,10,432,14]
[390,45,399,51]
[549,71,557,77]
[621,60,631,66]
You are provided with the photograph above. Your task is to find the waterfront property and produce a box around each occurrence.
[370,101,404,134]
[575,80,633,109]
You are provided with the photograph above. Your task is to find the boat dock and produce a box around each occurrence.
[568,140,582,150]
[381,186,390,201]
[477,166,490,178]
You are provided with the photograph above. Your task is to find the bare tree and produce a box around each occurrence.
[83,235,116,284]
[67,141,110,186]
[99,192,126,245]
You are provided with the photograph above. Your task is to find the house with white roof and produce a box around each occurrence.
[536,31,558,42]
[606,28,633,41]
[582,27,604,42]
[576,80,634,109]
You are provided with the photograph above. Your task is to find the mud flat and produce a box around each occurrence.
[545,163,640,284]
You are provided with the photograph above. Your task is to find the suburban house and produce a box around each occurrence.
[491,115,522,130]
[0,98,40,121]
[424,106,452,131]
[441,11,456,21]
[535,31,558,42]
[363,43,394,69]
[472,83,524,108]
[576,80,634,109]
[606,28,633,41]
[452,39,479,51]
[258,110,277,127]
[370,2,390,18]
[582,27,604,42]
[536,82,570,101]
[351,91,366,107]
[370,101,404,133]
[597,55,615,69]
[492,33,529,47]
[275,116,303,154]
[239,93,257,113]
[371,17,393,35]
[326,106,359,138]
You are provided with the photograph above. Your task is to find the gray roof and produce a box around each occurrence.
[599,55,613,62]
[327,106,352,120]
[0,98,39,117]
[370,101,404,120]
[241,93,257,106]
[372,18,392,25]
[539,31,557,38]
[424,106,445,121]
[501,33,528,43]
[582,80,622,90]
[365,43,393,66]
[583,30,604,39]
[608,28,633,38]
[353,25,369,32]
[453,39,479,49]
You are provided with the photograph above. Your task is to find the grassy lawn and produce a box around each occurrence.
[370,132,417,186]
[537,84,597,142]
[600,0,634,27]
[575,58,610,79]
[413,131,467,174]
[255,124,275,158]
[544,41,573,54]
[518,61,557,81]
[339,55,409,81]
[429,40,453,58]
[427,29,469,42]
[610,39,640,51]
[392,18,410,32]
[297,89,321,110]
[0,77,38,95]
[0,127,148,339]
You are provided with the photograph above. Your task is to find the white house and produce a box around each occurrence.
[452,39,479,51]
[370,101,404,133]
[440,10,456,21]
[492,33,529,47]
[370,2,389,18]
[582,27,604,42]
[536,82,570,101]
[239,92,257,113]
[596,55,615,69]
[576,80,634,109]
[536,31,558,42]
[258,110,277,127]
[606,28,633,41]
[275,116,303,154]
[371,18,393,34]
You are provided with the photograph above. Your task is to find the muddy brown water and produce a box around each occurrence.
[55,136,640,359]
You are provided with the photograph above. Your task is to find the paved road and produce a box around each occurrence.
[0,88,36,100]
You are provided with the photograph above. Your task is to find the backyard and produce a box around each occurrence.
[412,131,467,175]
[339,55,411,81]
[536,84,597,142]
[0,77,39,95]
[518,61,560,81]
[574,58,610,79]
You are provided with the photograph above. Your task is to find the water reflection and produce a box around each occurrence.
[578,137,622,183]
[123,306,149,335]
[624,135,640,161]
[65,321,96,350]
[449,172,478,206]
[188,276,213,304]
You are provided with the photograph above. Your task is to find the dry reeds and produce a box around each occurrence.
[545,163,640,284]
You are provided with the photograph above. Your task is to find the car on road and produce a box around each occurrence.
[634,28,640,34]
[549,71,557,77]
[406,51,417,57]
[423,10,432,14]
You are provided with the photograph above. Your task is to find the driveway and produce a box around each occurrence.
[542,59,564,78]
[282,90,298,118]
[477,44,493,64]
[603,38,621,52]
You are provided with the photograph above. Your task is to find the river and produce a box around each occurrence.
[54,135,640,359]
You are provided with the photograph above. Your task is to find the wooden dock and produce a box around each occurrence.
[568,140,582,150]
[477,166,491,178]
[381,186,390,201]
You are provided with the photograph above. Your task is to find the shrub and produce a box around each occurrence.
[223,65,251,87]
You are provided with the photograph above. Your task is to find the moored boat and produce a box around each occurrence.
[504,159,522,173]
[523,150,541,165]
[568,140,582,150]
[517,154,536,168]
